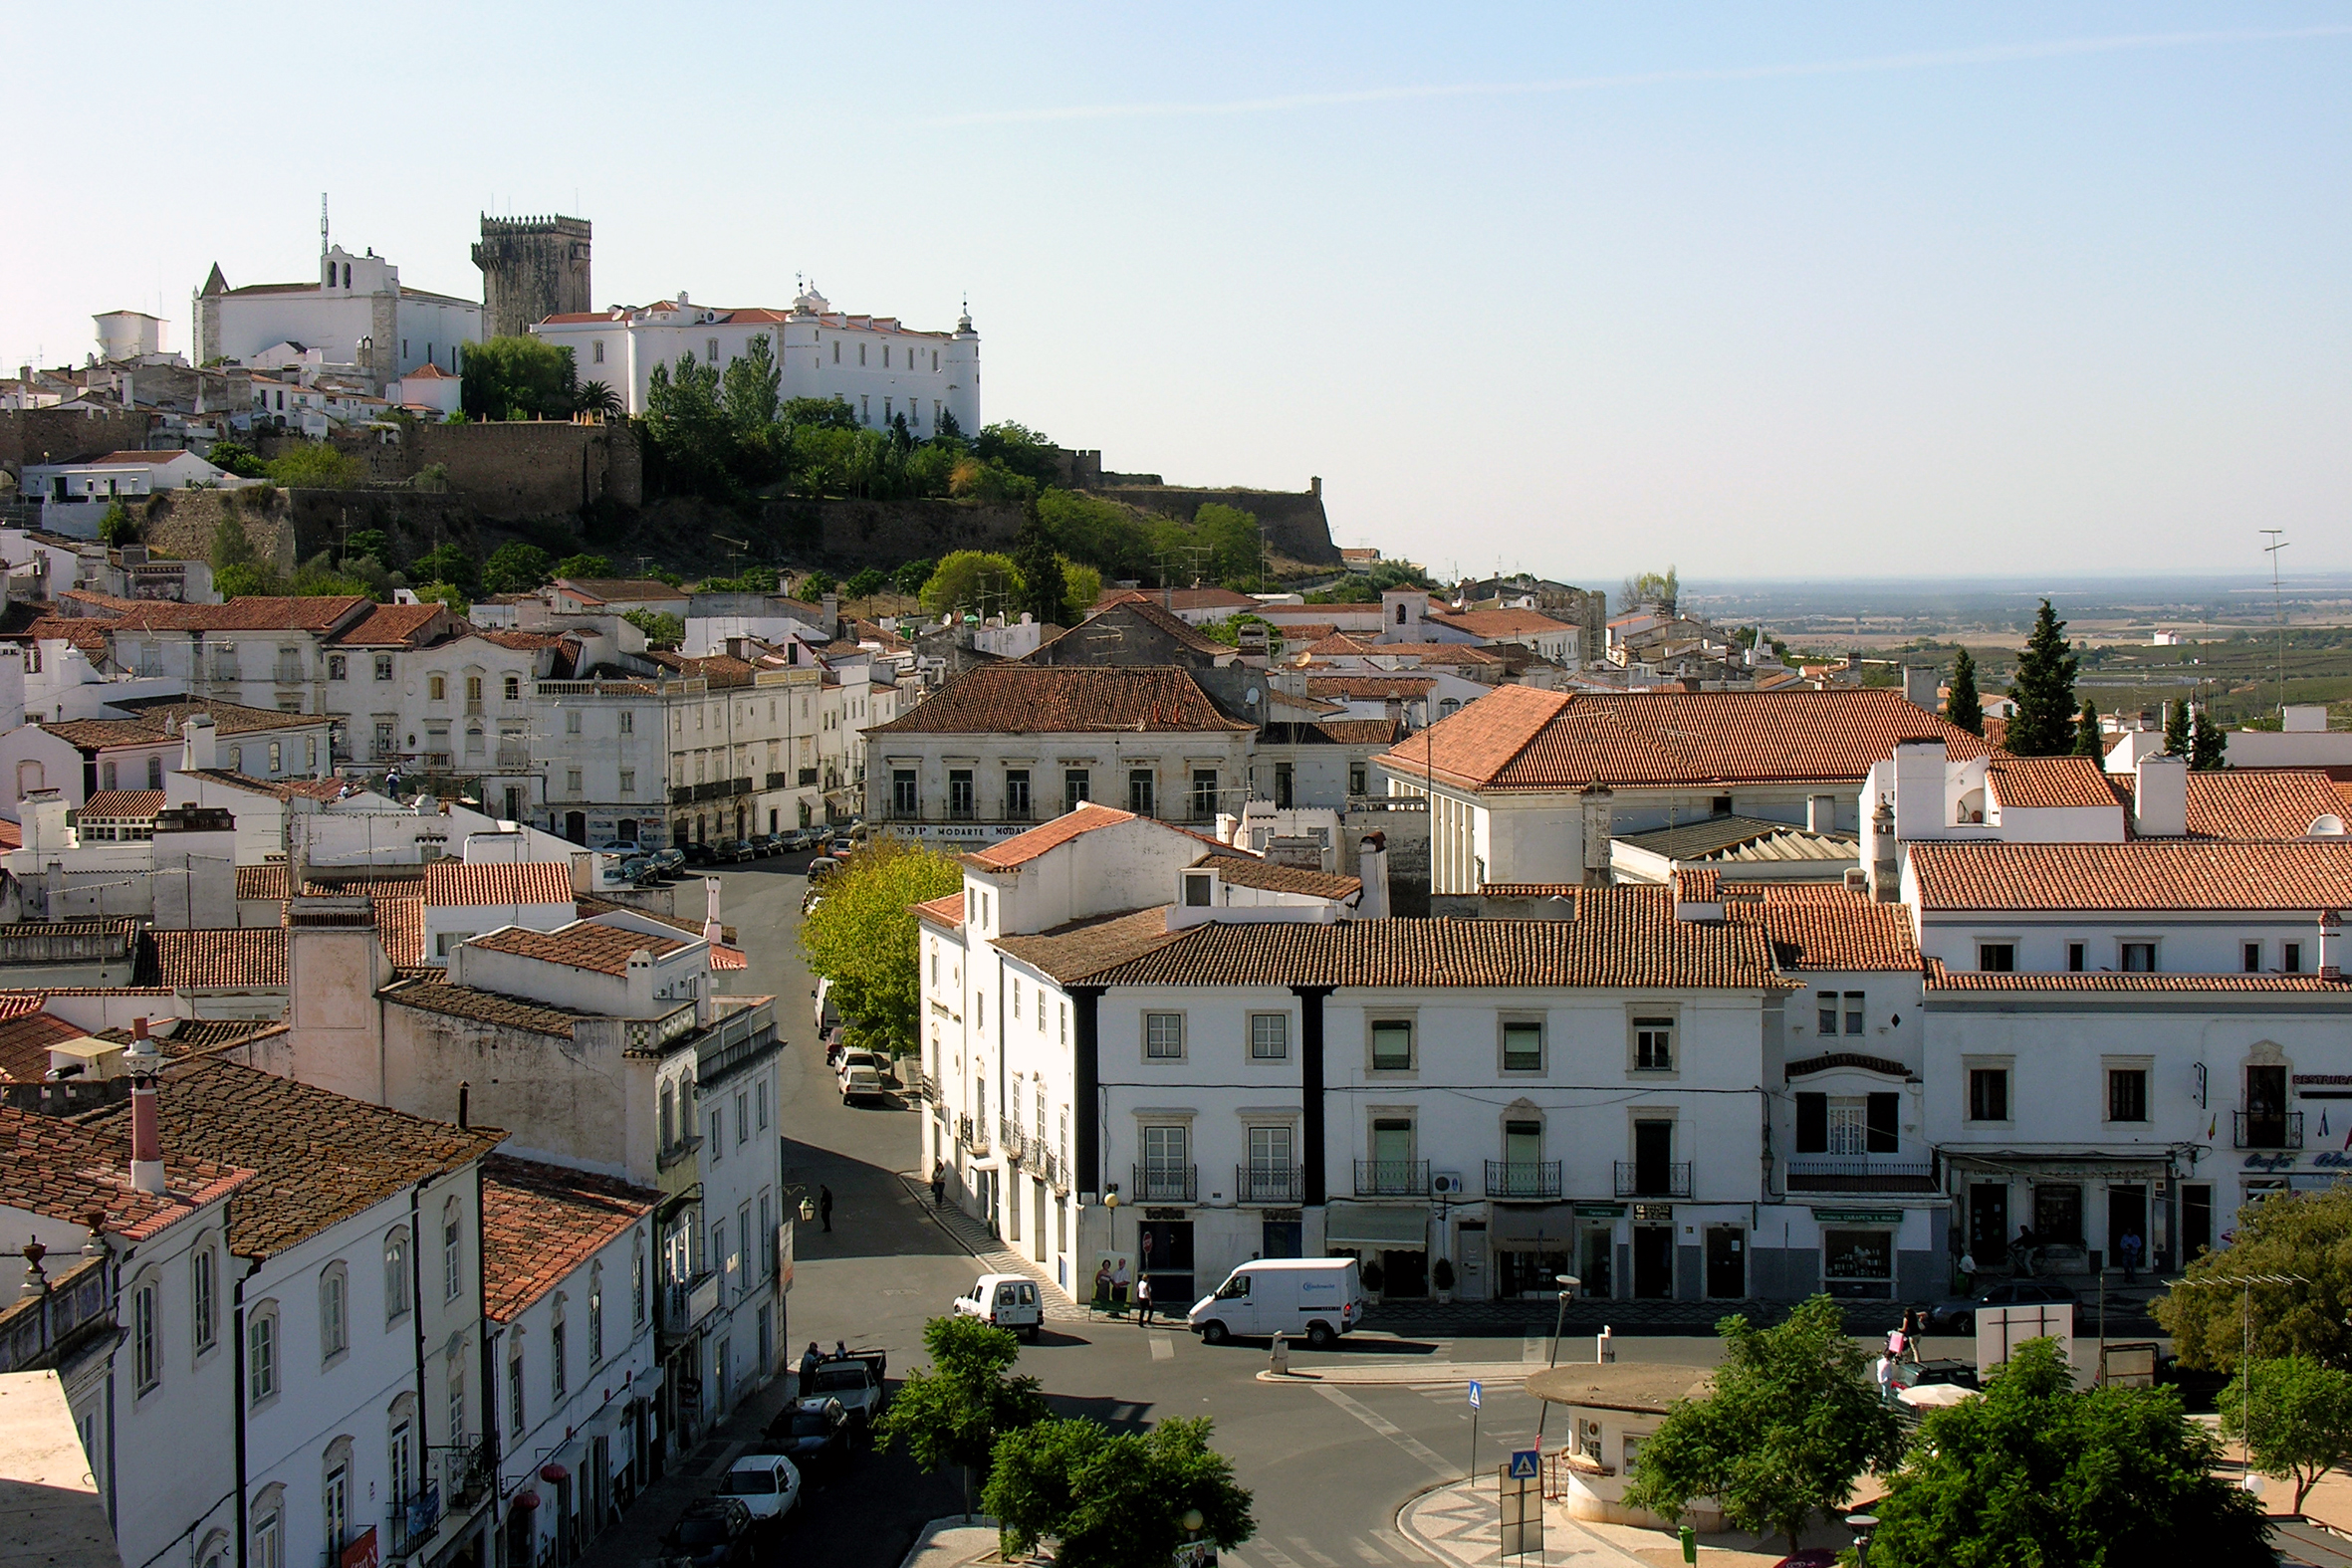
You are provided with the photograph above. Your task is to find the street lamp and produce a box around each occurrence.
[1532,1273,1581,1449]
[1846,1512,1879,1567]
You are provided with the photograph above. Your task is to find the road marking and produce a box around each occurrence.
[1251,1541,1305,1568]
[1349,1541,1387,1563]
[1371,1526,1434,1563]
[1150,1333,1175,1361]
[1291,1538,1343,1567]
[1312,1385,1457,1480]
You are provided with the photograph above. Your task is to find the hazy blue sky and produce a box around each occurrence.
[6,4,2348,580]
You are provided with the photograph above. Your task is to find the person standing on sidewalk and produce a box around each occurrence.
[2120,1228,2143,1284]
[1135,1273,1155,1326]
[799,1342,821,1391]
[820,1185,833,1232]
[931,1161,948,1209]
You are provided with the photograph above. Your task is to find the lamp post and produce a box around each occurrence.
[2177,1271,2307,1489]
[1532,1273,1581,1450]
[1846,1512,1879,1567]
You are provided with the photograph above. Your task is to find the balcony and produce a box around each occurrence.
[917,1069,940,1103]
[1132,1164,1198,1204]
[1237,1164,1304,1205]
[1354,1159,1430,1198]
[799,768,819,787]
[659,1269,721,1337]
[998,1119,1029,1164]
[1615,1162,1694,1200]
[1483,1161,1563,1201]
[1785,1156,1939,1195]
[960,1115,990,1156]
[671,785,694,805]
[385,1483,441,1559]
[1042,1152,1070,1194]
[441,1439,494,1511]
[2236,1111,2304,1151]
[766,772,788,790]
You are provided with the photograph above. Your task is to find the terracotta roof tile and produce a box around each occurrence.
[180,769,345,802]
[2186,771,2352,839]
[78,790,164,819]
[870,666,1252,737]
[424,861,575,908]
[81,1058,503,1256]
[1379,687,1990,792]
[993,907,1186,982]
[480,1155,657,1321]
[149,929,286,988]
[326,603,448,647]
[379,978,583,1036]
[1425,608,1576,639]
[1305,676,1439,701]
[40,702,326,751]
[1212,860,1361,901]
[913,892,966,926]
[469,921,687,976]
[1727,884,1921,972]
[1260,718,1401,746]
[56,592,370,633]
[372,898,425,967]
[236,865,291,901]
[1909,839,2352,911]
[553,578,689,603]
[962,802,1139,870]
[0,1009,89,1083]
[1988,756,2120,809]
[572,894,735,947]
[0,1103,253,1240]
[1924,957,2351,993]
[1094,586,1261,614]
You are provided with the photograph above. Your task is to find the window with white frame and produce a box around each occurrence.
[1250,1012,1289,1060]
[319,1263,348,1362]
[1631,1014,1675,1071]
[442,1199,462,1300]
[247,1305,278,1405]
[192,1243,217,1353]
[1371,1018,1414,1071]
[1145,1012,1185,1059]
[385,1231,411,1320]
[1502,1020,1543,1072]
[132,1276,160,1393]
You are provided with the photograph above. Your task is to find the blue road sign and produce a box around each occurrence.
[1467,1380,1482,1409]
[1509,1449,1540,1480]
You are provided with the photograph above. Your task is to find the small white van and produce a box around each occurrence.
[1188,1257,1362,1348]
[953,1272,1044,1341]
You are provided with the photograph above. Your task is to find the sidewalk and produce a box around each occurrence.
[1255,1360,1537,1388]
[896,1171,1091,1321]
[1399,1474,1870,1568]
[575,1369,802,1568]
[1361,1286,2161,1339]
[896,1519,1007,1568]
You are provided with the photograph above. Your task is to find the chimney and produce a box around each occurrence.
[822,592,839,640]
[2321,910,2342,982]
[1673,867,1724,922]
[22,789,70,852]
[1869,795,1899,902]
[1354,832,1391,920]
[1579,785,1614,885]
[181,713,217,773]
[2132,752,2188,838]
[126,1017,164,1195]
[702,876,724,945]
[1215,812,1238,846]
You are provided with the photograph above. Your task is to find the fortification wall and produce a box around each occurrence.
[1094,482,1339,564]
[256,420,637,521]
[135,489,299,575]
[0,408,156,475]
[762,496,1033,566]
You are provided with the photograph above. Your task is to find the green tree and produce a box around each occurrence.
[700,564,781,594]
[2192,708,2229,771]
[921,551,1025,619]
[2006,598,2080,756]
[874,1314,1049,1515]
[211,515,256,572]
[553,553,612,579]
[1059,558,1102,624]
[641,351,735,499]
[986,1417,1255,1568]
[576,380,620,418]
[412,581,470,615]
[344,528,391,565]
[2156,1186,2352,1370]
[2072,700,2103,758]
[1010,521,1066,625]
[797,838,962,1056]
[949,456,1040,507]
[779,395,861,434]
[1622,1296,1902,1552]
[1192,503,1262,586]
[480,542,552,594]
[2221,1355,2352,1511]
[892,559,937,597]
[722,334,783,438]
[204,440,268,479]
[798,569,836,597]
[97,501,137,547]
[2164,697,2193,757]
[411,544,480,596]
[214,564,279,596]
[974,420,1059,491]
[1619,566,1679,615]
[266,441,361,489]
[460,336,577,420]
[843,567,886,600]
[1867,1340,2269,1567]
[1946,647,1984,736]
[623,609,685,648]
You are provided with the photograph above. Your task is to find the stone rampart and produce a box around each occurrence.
[134,489,299,575]
[1094,482,1338,564]
[0,408,156,475]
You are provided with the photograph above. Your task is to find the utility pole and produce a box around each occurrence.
[2260,530,2289,719]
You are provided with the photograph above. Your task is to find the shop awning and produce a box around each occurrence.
[1324,1202,1429,1247]
[1488,1204,1577,1251]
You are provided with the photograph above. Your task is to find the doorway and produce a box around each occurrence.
[1632,1227,1674,1298]
[2246,1065,2290,1147]
[1969,1183,2009,1264]
[1705,1227,1746,1298]
[1379,1247,1428,1299]
[1579,1226,1615,1299]
[2035,1184,2083,1246]
[1261,1219,1302,1259]
[1138,1220,1196,1305]
[1454,1225,1488,1300]
[564,810,587,843]
[2106,1186,2147,1269]
[2182,1184,2213,1260]
[1034,1184,1048,1264]
[1632,1121,1674,1196]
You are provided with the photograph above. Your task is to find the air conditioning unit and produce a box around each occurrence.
[1431,1173,1465,1197]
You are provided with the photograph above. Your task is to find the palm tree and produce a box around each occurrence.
[576,380,620,419]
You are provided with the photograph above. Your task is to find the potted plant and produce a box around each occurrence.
[1432,1256,1456,1305]
[1361,1257,1386,1304]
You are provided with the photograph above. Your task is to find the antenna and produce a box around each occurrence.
[2261,529,2289,719]
[320,193,330,255]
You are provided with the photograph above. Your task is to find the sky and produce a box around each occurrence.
[5,3,2349,582]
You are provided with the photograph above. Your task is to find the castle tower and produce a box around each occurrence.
[471,214,591,340]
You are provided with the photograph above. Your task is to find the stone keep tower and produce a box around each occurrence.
[472,214,591,339]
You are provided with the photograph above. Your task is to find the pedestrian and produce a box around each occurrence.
[2012,1225,2036,1278]
[930,1160,948,1209]
[1135,1273,1154,1326]
[2120,1228,2143,1285]
[1886,1322,1907,1364]
[820,1185,833,1232]
[1959,1251,1978,1296]
[1903,1308,1926,1360]
[1112,1256,1131,1315]
[1876,1352,1896,1407]
[833,1339,848,1360]
[1092,1257,1113,1308]
[799,1341,821,1390]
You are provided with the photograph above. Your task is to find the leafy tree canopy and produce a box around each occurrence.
[1867,1340,2269,1567]
[975,420,1059,490]
[265,441,362,489]
[210,516,256,571]
[2006,598,2081,757]
[205,440,268,479]
[553,553,612,579]
[2155,1186,2352,1371]
[2222,1355,2352,1511]
[920,552,1025,619]
[1622,1295,1903,1551]
[798,569,836,597]
[344,528,392,565]
[797,838,961,1056]
[480,542,552,595]
[700,564,780,594]
[874,1314,1048,1507]
[98,502,137,547]
[1946,647,1984,736]
[1620,565,1679,614]
[2191,708,2229,771]
[1058,558,1102,624]
[892,559,937,596]
[623,609,685,649]
[1010,521,1066,626]
[2165,697,2193,757]
[843,566,887,600]
[411,544,480,597]
[986,1417,1255,1568]
[2072,700,2104,758]
[460,336,578,420]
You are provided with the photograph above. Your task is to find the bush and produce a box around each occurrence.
[97,502,137,547]
[265,441,362,489]
[481,542,552,594]
[623,609,685,648]
[1431,1257,1455,1291]
[231,483,279,515]
[552,553,612,579]
[411,543,480,596]
[205,440,268,479]
[1361,1260,1385,1293]
[410,463,450,493]
[344,528,391,564]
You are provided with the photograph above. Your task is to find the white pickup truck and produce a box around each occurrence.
[798,1349,888,1431]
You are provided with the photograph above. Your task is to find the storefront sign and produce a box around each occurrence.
[1145,1208,1188,1221]
[1809,1209,1902,1226]
[2296,1074,2352,1085]
[339,1527,377,1568]
[1630,1204,1673,1224]
[2243,1153,2301,1172]
[1573,1204,1627,1219]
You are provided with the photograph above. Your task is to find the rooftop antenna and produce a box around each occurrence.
[320,193,329,256]
[2261,529,2289,718]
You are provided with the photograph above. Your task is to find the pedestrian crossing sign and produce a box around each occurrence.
[1467,1380,1481,1409]
[1509,1450,1539,1480]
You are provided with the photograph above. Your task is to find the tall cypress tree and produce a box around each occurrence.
[2190,709,2230,772]
[2164,698,2191,757]
[1946,648,1984,737]
[2008,599,2080,756]
[2073,700,2103,758]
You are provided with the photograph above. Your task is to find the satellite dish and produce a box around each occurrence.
[1245,686,1262,705]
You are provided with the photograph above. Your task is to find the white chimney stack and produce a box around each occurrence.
[126,1017,165,1196]
[2322,910,2342,983]
[2132,752,2188,838]
[181,713,218,773]
[702,876,724,946]
[1355,832,1390,921]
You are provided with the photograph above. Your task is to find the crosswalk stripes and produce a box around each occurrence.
[1232,1533,1431,1568]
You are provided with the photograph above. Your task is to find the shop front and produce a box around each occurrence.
[1489,1203,1576,1299]
[1324,1202,1429,1298]
[1943,1149,2188,1276]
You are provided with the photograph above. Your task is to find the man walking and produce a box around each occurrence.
[799,1341,822,1392]
[820,1185,833,1232]
[930,1161,948,1210]
[2119,1228,2143,1285]
[1135,1272,1155,1327]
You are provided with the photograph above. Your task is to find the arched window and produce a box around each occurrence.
[441,1197,463,1301]
[631,1232,647,1328]
[247,1301,279,1406]
[1396,602,1407,624]
[319,1261,349,1363]
[249,1484,285,1568]
[387,1396,416,1507]
[191,1240,218,1354]
[588,1263,605,1365]
[659,1081,675,1150]
[322,1439,353,1551]
[130,1269,161,1395]
[384,1231,412,1322]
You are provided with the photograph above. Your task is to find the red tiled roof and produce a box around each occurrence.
[424,861,575,908]
[1305,676,1440,701]
[913,891,966,926]
[963,802,1139,870]
[373,898,425,967]
[0,1103,253,1240]
[379,978,583,1036]
[327,603,448,647]
[0,1009,88,1084]
[2186,771,2352,840]
[552,578,688,603]
[1212,860,1361,901]
[1987,756,2119,810]
[871,666,1252,737]
[21,617,110,652]
[1924,958,2351,994]
[469,922,687,976]
[1728,884,1921,972]
[150,929,286,988]
[1426,608,1575,639]
[236,865,291,901]
[41,702,327,751]
[1261,718,1402,746]
[1909,839,2352,911]
[78,790,164,819]
[480,1154,657,1321]
[181,769,345,801]
[57,591,371,633]
[86,451,192,466]
[1095,586,1261,613]
[1379,687,1990,792]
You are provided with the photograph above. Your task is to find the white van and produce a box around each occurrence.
[953,1272,1044,1341]
[1188,1256,1362,1348]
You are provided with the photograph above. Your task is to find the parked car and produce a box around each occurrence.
[681,841,720,866]
[796,1349,888,1432]
[717,1453,802,1523]
[782,828,815,852]
[835,1048,892,1088]
[1927,1278,2078,1333]
[593,840,638,854]
[608,854,654,885]
[764,1397,853,1480]
[652,847,688,876]
[840,1064,888,1103]
[805,857,842,887]
[1187,1256,1362,1349]
[1892,1357,1981,1393]
[663,1497,754,1566]
[717,838,761,864]
[953,1273,1044,1341]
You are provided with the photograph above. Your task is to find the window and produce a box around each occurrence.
[1349,762,1368,795]
[267,741,282,774]
[328,655,348,680]
[252,1507,282,1568]
[589,1266,605,1363]
[1371,1018,1413,1071]
[374,654,393,681]
[550,1316,567,1400]
[2285,943,2304,975]
[566,710,583,735]
[1064,769,1090,812]
[247,1308,277,1404]
[1005,769,1031,819]
[147,755,163,789]
[388,1418,413,1507]
[619,710,633,734]
[465,675,483,702]
[948,769,975,819]
[1250,1012,1289,1060]
[192,1245,216,1353]
[507,1352,525,1436]
[1978,943,2015,972]
[2120,942,2156,973]
[1843,993,1864,1035]
[1503,1020,1543,1072]
[447,1371,465,1453]
[1191,769,1219,818]
[1816,992,1839,1034]
[736,1090,749,1143]
[320,1264,348,1361]
[2069,942,2087,973]
[1145,1012,1185,1059]
[429,675,446,701]
[2245,942,2263,974]
[1632,1015,1675,1071]
[632,1236,647,1327]
[757,1079,770,1130]
[1127,769,1154,816]
[1821,1229,1894,1297]
[708,336,720,362]
[385,1232,411,1321]
[893,770,918,816]
[566,769,583,793]
[592,339,605,363]
[2108,1068,2149,1123]
[1969,1067,2009,1122]
[619,770,635,795]
[659,1082,676,1149]
[442,1199,462,1300]
[132,1278,159,1393]
[709,1105,724,1160]
[323,1461,349,1553]
[1249,1125,1294,1187]
[1143,1123,1189,1183]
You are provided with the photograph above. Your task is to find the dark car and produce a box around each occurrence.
[1892,1357,1981,1393]
[662,1497,752,1567]
[1927,1278,2078,1333]
[763,1396,852,1479]
[652,847,688,876]
[681,841,720,866]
